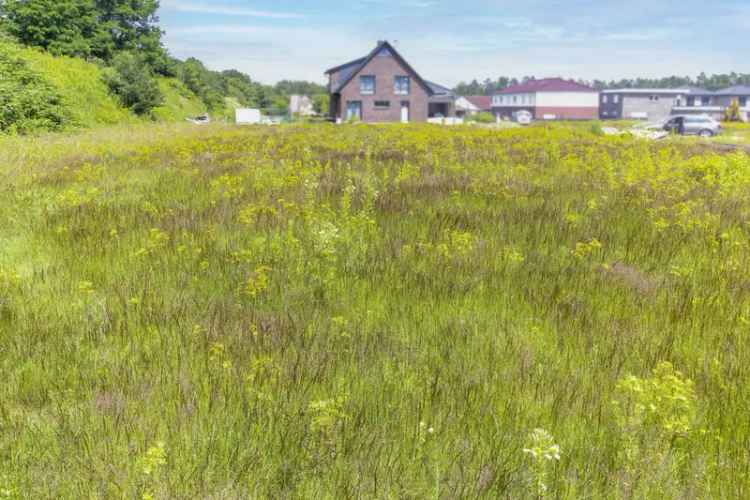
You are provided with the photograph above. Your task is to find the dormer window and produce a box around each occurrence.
[360,76,375,95]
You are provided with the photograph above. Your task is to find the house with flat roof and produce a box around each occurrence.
[491,78,599,121]
[602,86,750,122]
[325,41,455,123]
[600,89,691,121]
[673,85,750,121]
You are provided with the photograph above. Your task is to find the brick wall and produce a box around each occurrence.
[335,54,430,123]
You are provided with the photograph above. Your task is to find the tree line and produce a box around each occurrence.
[454,73,750,96]
[0,0,326,117]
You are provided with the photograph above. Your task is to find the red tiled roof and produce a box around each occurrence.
[496,78,596,94]
[464,96,492,110]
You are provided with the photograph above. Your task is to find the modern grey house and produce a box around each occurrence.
[601,86,750,122]
[599,89,690,121]
[673,85,750,121]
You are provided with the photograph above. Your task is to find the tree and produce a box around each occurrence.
[1,0,102,58]
[103,51,163,115]
[313,94,329,115]
[0,0,170,71]
[724,100,742,122]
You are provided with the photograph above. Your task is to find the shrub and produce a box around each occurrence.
[466,111,495,123]
[0,42,69,133]
[103,52,163,116]
[724,100,742,122]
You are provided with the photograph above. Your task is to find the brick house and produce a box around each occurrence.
[491,78,599,121]
[325,41,454,123]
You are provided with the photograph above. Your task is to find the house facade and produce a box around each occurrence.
[673,86,750,121]
[600,89,689,121]
[288,95,315,117]
[601,86,750,122]
[325,41,454,123]
[491,78,599,121]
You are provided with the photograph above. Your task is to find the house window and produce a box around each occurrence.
[741,97,748,107]
[602,95,609,104]
[512,95,517,104]
[613,95,620,104]
[360,76,375,95]
[701,96,711,106]
[374,100,390,109]
[687,96,695,106]
[394,76,410,95]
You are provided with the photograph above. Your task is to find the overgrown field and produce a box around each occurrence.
[2,123,750,498]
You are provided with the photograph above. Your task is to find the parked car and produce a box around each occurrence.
[187,114,211,125]
[514,110,533,125]
[663,115,721,137]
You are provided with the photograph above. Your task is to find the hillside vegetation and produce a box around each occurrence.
[0,38,215,133]
[1,123,750,497]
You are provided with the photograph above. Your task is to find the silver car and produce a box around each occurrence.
[663,115,721,137]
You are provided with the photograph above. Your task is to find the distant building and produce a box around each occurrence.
[491,78,599,121]
[455,96,492,117]
[600,89,690,121]
[325,40,455,123]
[673,86,750,122]
[601,86,750,122]
[289,95,315,116]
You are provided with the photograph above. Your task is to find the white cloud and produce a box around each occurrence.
[160,0,304,19]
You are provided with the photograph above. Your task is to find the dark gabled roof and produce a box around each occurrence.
[426,81,453,96]
[713,85,750,96]
[495,77,596,94]
[325,41,438,96]
[325,57,367,75]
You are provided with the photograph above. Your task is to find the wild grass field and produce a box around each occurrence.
[1,122,750,498]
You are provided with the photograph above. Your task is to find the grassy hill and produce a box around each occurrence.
[1,122,750,497]
[0,39,209,133]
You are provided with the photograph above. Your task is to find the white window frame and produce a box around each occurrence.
[360,75,375,95]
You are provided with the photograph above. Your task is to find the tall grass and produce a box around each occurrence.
[1,122,749,498]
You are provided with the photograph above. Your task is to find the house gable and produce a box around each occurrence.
[329,42,433,96]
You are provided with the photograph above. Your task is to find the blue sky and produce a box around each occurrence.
[159,0,749,86]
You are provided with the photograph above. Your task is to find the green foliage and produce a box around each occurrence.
[0,41,68,133]
[103,52,163,116]
[273,79,326,97]
[1,0,100,58]
[466,111,495,124]
[589,121,605,135]
[613,363,699,497]
[151,78,206,122]
[724,100,742,122]
[18,41,136,127]
[0,0,168,68]
[313,94,330,115]
[175,58,226,111]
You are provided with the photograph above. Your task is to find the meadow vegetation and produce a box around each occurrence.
[1,122,750,497]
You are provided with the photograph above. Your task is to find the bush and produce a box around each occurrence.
[103,52,163,116]
[589,121,605,136]
[0,42,69,133]
[466,112,495,123]
[724,100,742,122]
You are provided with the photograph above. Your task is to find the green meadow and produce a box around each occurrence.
[1,123,750,498]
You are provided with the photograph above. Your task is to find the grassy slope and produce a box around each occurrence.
[2,41,210,130]
[1,123,750,498]
[152,78,207,122]
[16,45,137,128]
